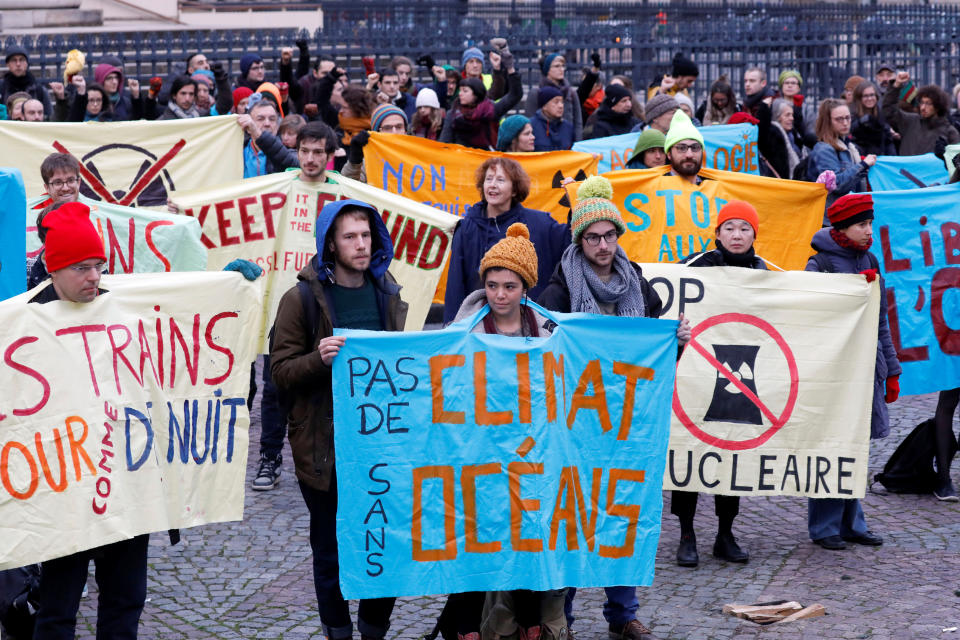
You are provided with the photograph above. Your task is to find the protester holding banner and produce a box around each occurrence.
[270,197,406,640]
[525,53,583,142]
[625,128,667,169]
[807,98,875,217]
[805,193,899,550]
[442,157,570,324]
[583,84,641,140]
[883,71,959,155]
[538,176,689,640]
[849,81,897,157]
[443,223,564,640]
[495,114,535,152]
[671,201,766,568]
[240,99,298,177]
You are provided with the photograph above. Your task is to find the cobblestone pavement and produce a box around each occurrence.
[72,362,960,640]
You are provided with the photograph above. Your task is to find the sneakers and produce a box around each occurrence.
[609,619,659,640]
[934,479,959,502]
[252,453,282,490]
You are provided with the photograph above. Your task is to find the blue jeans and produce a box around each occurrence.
[35,534,149,640]
[298,478,395,639]
[565,585,638,627]
[807,497,868,540]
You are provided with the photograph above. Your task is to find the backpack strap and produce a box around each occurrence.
[811,252,834,273]
[297,280,320,349]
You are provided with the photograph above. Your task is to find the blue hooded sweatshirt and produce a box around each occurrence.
[314,198,394,283]
[443,200,571,324]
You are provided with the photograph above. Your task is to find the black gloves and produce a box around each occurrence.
[417,54,436,69]
[296,38,309,51]
[591,53,602,70]
[934,136,947,160]
[212,62,227,82]
[349,131,370,165]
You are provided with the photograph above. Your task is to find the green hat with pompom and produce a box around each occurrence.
[571,176,625,243]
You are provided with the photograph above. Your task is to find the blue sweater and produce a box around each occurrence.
[443,201,571,324]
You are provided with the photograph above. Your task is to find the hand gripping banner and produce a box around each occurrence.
[332,304,678,598]
[643,264,880,498]
[0,272,263,570]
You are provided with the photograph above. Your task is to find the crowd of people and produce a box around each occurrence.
[3,36,960,640]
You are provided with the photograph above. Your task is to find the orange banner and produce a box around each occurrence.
[569,167,827,270]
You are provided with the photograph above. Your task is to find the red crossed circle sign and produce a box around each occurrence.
[672,312,799,451]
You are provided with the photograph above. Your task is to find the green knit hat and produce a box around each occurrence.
[778,69,803,87]
[571,176,625,243]
[626,128,667,166]
[664,109,704,153]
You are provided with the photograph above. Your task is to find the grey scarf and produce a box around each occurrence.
[560,243,647,317]
[169,103,200,119]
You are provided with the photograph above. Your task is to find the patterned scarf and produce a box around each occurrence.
[169,102,200,119]
[559,244,647,317]
[830,227,873,252]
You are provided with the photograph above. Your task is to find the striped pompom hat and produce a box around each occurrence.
[571,176,625,243]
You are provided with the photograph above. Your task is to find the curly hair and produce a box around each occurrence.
[916,84,949,118]
[474,157,531,205]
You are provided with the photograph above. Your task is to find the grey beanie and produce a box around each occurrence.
[644,93,679,124]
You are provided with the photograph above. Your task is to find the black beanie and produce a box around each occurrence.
[672,53,698,77]
[602,83,632,110]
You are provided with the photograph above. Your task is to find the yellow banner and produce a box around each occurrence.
[0,272,263,569]
[365,132,598,219]
[169,171,458,348]
[572,167,826,271]
[0,116,243,208]
[641,263,879,497]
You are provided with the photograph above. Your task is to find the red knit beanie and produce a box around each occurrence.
[232,87,253,112]
[716,200,759,236]
[827,193,874,229]
[728,111,759,125]
[42,203,106,273]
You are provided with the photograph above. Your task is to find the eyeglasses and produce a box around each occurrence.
[673,143,702,154]
[68,262,107,275]
[832,115,852,122]
[47,177,79,188]
[582,230,619,246]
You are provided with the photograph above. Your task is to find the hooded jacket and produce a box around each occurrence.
[443,201,571,324]
[530,108,574,151]
[805,228,901,439]
[525,77,583,142]
[270,199,408,491]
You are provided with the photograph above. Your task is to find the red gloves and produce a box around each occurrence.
[885,375,900,403]
[859,268,878,283]
[148,77,163,99]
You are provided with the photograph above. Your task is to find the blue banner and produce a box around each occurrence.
[0,168,26,301]
[869,183,960,395]
[572,123,759,175]
[868,154,950,192]
[332,304,678,598]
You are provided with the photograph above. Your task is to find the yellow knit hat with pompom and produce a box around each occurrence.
[478,222,539,290]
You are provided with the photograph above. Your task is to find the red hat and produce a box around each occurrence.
[716,200,759,236]
[41,203,106,273]
[728,111,760,125]
[827,193,874,229]
[232,87,253,112]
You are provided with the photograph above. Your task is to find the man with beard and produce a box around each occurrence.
[664,110,706,185]
[270,197,406,640]
[251,120,340,492]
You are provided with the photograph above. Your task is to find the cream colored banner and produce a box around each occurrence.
[0,272,263,570]
[639,263,879,498]
[170,171,458,349]
[0,116,243,208]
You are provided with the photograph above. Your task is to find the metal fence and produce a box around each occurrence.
[3,2,959,105]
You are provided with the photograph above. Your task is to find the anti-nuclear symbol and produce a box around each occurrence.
[703,344,763,425]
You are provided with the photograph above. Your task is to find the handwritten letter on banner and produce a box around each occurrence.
[332,306,678,598]
[0,272,263,570]
[171,172,459,347]
[869,183,960,395]
[0,116,243,207]
[26,195,208,274]
[643,264,880,498]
